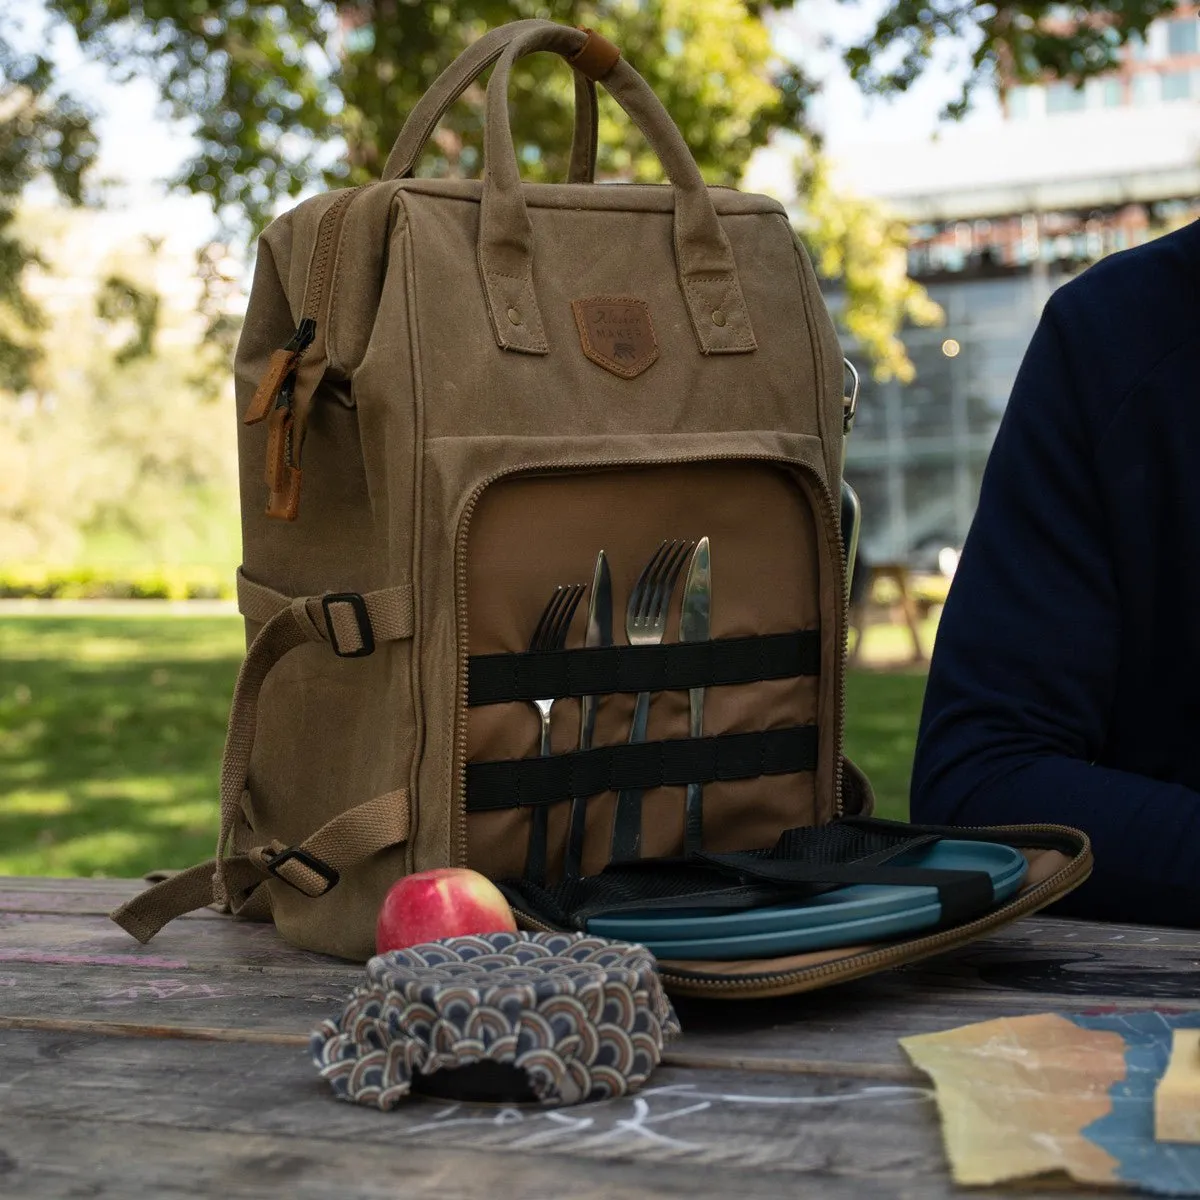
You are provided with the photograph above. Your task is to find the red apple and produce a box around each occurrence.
[375,867,518,954]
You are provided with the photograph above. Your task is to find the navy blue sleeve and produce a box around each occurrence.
[910,299,1200,925]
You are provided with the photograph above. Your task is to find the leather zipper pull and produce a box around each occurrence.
[243,318,317,425]
[264,404,292,495]
[266,465,303,521]
[263,374,304,521]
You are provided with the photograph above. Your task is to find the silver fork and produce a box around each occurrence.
[609,539,695,862]
[525,582,586,884]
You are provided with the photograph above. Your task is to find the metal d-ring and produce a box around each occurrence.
[843,357,860,435]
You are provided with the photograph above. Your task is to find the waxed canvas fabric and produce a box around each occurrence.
[111,19,873,968]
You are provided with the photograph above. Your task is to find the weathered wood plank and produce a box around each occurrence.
[5,896,1197,985]
[0,961,359,1029]
[3,908,1199,1077]
[0,908,354,975]
[2,952,1196,1076]
[7,878,1198,950]
[0,1029,1097,1198]
[0,1113,1099,1200]
[0,877,220,918]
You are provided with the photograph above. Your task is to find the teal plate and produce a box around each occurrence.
[585,840,1028,960]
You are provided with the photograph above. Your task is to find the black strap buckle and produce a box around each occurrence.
[322,592,375,658]
[261,845,340,896]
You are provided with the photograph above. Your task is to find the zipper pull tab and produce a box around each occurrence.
[243,318,317,426]
[283,317,317,354]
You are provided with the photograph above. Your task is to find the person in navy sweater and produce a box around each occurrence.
[911,219,1200,927]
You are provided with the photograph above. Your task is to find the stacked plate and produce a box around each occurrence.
[586,840,1028,960]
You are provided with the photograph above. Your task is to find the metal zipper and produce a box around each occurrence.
[450,448,848,872]
[244,185,367,433]
[652,822,1091,995]
[302,186,363,323]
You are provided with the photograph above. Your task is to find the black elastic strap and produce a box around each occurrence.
[839,814,1084,857]
[468,631,819,706]
[696,850,995,928]
[498,825,998,931]
[525,807,548,890]
[466,725,817,813]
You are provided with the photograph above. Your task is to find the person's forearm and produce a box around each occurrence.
[928,756,1200,926]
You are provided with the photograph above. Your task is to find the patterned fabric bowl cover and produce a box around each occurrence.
[311,931,682,1110]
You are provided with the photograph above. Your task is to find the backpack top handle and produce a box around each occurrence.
[382,19,599,186]
[477,22,757,358]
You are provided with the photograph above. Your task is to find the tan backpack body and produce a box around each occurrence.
[114,21,1091,996]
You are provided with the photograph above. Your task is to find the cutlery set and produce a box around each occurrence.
[524,536,712,884]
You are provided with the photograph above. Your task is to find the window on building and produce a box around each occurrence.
[1163,69,1193,101]
[1128,31,1150,61]
[1132,72,1160,104]
[1101,78,1124,107]
[1167,17,1199,57]
[1007,86,1031,119]
[1046,81,1087,112]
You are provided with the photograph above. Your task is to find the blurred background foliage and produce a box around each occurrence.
[0,0,1180,572]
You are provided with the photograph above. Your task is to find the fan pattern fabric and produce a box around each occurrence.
[311,932,681,1109]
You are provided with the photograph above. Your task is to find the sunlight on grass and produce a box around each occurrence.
[0,615,242,877]
[0,616,245,664]
[843,669,927,821]
[2,791,73,815]
[7,829,154,878]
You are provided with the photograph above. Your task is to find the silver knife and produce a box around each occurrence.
[564,549,612,879]
[679,537,711,856]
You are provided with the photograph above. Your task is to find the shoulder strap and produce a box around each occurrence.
[110,569,414,942]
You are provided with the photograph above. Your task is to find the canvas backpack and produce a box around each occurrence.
[112,20,1092,997]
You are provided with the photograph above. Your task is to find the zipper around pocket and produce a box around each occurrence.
[244,186,367,427]
[449,449,848,874]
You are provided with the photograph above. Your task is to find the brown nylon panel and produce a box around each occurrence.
[462,461,826,881]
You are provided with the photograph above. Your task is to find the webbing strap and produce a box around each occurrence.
[694,850,995,928]
[110,570,414,944]
[235,568,414,646]
[467,725,817,812]
[468,631,819,706]
[111,788,411,944]
[246,789,410,896]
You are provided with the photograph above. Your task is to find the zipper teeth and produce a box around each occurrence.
[451,448,847,873]
[302,187,363,324]
[815,476,847,820]
[654,822,1090,992]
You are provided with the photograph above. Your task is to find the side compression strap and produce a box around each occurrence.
[112,788,411,944]
[109,568,414,943]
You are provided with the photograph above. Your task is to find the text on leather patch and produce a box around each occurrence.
[571,297,659,379]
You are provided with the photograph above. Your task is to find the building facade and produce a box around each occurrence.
[838,5,1200,566]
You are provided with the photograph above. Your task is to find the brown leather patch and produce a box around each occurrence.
[571,297,658,379]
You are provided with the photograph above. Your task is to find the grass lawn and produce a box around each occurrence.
[0,614,926,877]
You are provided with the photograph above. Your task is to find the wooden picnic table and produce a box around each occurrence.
[1,877,1194,1199]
